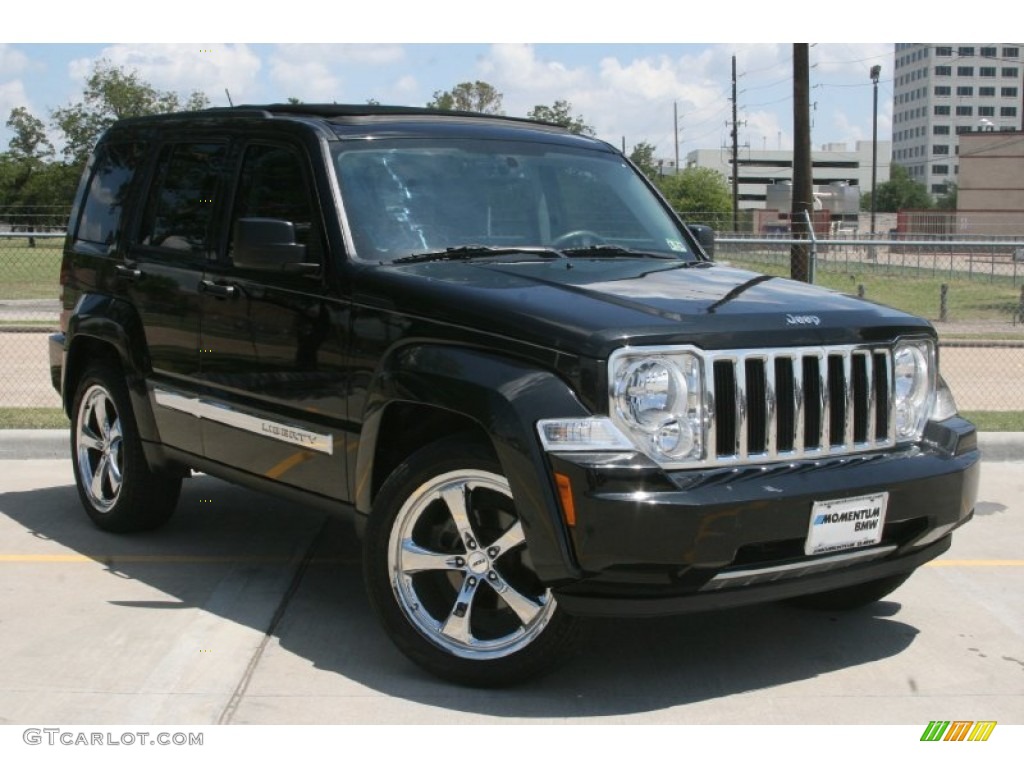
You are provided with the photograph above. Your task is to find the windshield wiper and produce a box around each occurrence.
[393,245,567,264]
[560,245,679,260]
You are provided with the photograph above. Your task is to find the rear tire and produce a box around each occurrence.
[70,363,181,532]
[786,572,913,610]
[363,435,579,686]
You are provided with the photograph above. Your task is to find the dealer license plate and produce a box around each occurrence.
[805,492,889,556]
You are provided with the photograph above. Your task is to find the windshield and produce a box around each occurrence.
[333,138,696,263]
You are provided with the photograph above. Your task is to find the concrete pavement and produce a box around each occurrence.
[0,443,1020,726]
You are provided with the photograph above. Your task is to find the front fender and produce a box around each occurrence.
[356,343,591,584]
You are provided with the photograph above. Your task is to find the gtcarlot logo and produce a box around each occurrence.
[23,729,203,746]
[920,720,997,742]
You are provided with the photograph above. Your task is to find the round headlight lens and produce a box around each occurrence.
[654,418,695,457]
[616,359,687,432]
[894,344,927,404]
[893,341,934,440]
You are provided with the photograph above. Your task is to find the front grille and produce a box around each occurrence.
[705,345,894,465]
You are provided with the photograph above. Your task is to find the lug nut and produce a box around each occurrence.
[487,547,499,557]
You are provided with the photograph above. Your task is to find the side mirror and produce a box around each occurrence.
[687,224,715,260]
[232,218,318,274]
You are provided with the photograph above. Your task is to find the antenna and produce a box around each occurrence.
[225,88,234,107]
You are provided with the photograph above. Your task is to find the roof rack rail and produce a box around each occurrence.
[225,103,555,128]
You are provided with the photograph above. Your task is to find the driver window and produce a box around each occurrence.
[229,144,323,266]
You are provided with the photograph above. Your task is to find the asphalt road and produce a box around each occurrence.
[0,447,1020,732]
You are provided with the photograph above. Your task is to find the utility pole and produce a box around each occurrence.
[674,101,679,174]
[791,43,813,283]
[730,56,740,232]
[870,65,881,236]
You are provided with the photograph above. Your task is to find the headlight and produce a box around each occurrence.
[893,339,936,441]
[609,347,705,463]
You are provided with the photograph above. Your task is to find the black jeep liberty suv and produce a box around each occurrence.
[49,104,979,686]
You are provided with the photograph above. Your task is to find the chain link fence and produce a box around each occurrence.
[703,211,1023,416]
[1,208,1021,421]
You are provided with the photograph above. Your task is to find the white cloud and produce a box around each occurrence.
[67,44,262,106]
[482,44,588,93]
[0,79,32,121]
[0,45,31,77]
[267,44,405,102]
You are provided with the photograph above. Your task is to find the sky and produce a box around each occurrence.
[0,3,994,163]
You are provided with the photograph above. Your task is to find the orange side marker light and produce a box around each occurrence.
[554,472,576,527]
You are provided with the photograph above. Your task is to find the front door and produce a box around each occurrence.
[197,141,349,500]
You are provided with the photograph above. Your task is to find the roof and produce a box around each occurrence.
[103,103,613,151]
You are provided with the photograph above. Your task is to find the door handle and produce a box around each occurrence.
[115,264,142,281]
[199,280,238,299]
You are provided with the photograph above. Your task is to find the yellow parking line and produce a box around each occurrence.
[924,559,1024,567]
[0,554,351,564]
[264,450,315,479]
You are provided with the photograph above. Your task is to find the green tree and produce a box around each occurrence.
[935,180,957,211]
[628,141,659,181]
[861,165,933,212]
[1,107,69,239]
[51,58,210,165]
[526,100,594,135]
[7,107,54,163]
[427,81,503,114]
[656,166,732,228]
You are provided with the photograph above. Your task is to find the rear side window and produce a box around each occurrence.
[74,142,143,250]
[137,142,228,253]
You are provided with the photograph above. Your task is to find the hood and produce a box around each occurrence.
[355,257,933,358]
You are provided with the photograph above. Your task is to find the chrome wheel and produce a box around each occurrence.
[69,363,181,532]
[387,469,557,661]
[75,384,124,513]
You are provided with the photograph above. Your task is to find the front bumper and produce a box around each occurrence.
[48,332,65,401]
[545,417,979,617]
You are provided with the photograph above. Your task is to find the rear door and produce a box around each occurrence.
[123,139,230,456]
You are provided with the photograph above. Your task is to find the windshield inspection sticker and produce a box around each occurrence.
[665,239,686,252]
[805,492,888,556]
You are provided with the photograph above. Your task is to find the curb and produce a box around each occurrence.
[0,429,70,460]
[0,429,1021,462]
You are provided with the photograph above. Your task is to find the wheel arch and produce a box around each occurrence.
[62,293,161,448]
[355,343,591,584]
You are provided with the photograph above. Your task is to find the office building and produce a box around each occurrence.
[684,141,890,210]
[892,43,1024,197]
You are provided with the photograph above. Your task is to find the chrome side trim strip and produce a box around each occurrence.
[700,545,897,591]
[153,388,334,455]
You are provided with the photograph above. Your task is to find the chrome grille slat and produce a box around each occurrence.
[864,351,876,445]
[765,355,778,457]
[705,344,894,467]
[843,352,855,449]
[735,358,748,461]
[818,352,830,450]
[792,357,805,454]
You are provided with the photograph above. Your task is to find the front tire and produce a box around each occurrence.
[70,363,181,532]
[363,436,578,686]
